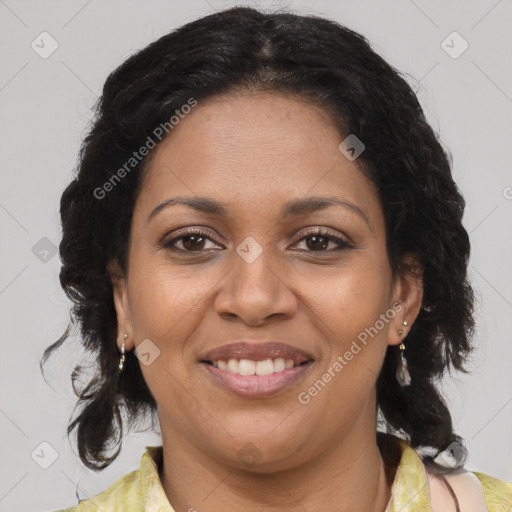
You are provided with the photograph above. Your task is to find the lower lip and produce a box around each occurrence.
[200,361,314,399]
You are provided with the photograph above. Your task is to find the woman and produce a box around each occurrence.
[43,6,512,511]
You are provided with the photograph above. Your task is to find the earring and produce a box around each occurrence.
[118,333,128,373]
[396,342,411,387]
[397,319,408,336]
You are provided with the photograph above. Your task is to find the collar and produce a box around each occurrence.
[140,446,174,512]
[385,438,433,511]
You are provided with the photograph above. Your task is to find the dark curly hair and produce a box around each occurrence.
[41,6,475,474]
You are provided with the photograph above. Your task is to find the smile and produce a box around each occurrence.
[198,340,315,398]
[206,357,308,375]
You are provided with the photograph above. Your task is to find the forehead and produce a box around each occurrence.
[135,92,381,225]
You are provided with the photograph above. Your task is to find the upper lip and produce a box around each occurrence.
[200,341,315,365]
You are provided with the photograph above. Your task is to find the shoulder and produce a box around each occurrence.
[382,434,512,512]
[428,469,512,512]
[53,468,141,512]
[52,446,166,512]
[473,471,512,511]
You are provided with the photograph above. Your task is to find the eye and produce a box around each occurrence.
[161,229,223,253]
[293,229,352,253]
[160,227,352,255]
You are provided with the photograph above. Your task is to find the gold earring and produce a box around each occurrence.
[118,333,128,373]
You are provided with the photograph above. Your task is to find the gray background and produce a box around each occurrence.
[0,0,511,510]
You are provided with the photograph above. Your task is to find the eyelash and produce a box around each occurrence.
[161,228,352,255]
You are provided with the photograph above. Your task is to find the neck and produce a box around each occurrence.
[159,417,397,512]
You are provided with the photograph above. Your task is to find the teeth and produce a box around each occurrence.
[273,358,285,372]
[238,359,256,376]
[212,357,299,375]
[256,359,274,376]
[227,359,239,373]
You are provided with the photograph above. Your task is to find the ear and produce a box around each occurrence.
[388,252,424,347]
[107,259,135,351]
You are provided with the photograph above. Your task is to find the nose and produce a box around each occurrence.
[213,244,298,326]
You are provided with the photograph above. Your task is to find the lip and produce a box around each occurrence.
[200,360,314,399]
[200,341,314,365]
[198,341,315,399]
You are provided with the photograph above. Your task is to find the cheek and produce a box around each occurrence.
[323,255,391,329]
[128,252,215,340]
[125,252,230,396]
[126,259,204,413]
[314,254,393,380]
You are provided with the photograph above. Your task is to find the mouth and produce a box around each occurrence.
[198,341,315,398]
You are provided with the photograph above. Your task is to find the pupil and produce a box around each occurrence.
[307,235,328,251]
[184,235,204,250]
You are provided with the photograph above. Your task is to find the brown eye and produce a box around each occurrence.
[295,229,352,253]
[305,234,330,251]
[181,234,206,251]
[162,229,222,253]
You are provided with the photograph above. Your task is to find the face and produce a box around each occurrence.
[111,92,422,472]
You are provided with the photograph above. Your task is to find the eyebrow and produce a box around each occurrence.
[147,195,371,229]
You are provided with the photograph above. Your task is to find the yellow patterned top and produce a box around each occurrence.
[56,440,512,511]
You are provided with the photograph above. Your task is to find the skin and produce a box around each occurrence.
[110,91,423,512]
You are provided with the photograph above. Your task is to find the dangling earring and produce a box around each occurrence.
[118,333,128,373]
[396,321,411,387]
